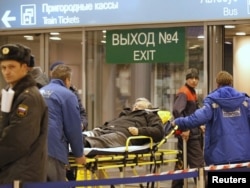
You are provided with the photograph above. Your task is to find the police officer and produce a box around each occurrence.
[0,43,48,184]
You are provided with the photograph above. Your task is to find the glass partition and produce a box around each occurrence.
[0,26,205,129]
[48,31,83,90]
[85,26,205,129]
[152,26,205,111]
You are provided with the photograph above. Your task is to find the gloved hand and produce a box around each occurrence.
[171,121,182,136]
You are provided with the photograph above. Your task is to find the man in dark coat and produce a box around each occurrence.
[171,68,204,188]
[0,43,48,184]
[83,98,165,148]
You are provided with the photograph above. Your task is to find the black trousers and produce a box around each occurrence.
[171,135,204,188]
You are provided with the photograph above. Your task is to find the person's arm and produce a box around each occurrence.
[173,103,213,130]
[173,93,190,137]
[62,94,84,160]
[70,85,88,131]
[77,97,88,131]
[172,93,187,118]
[136,113,165,143]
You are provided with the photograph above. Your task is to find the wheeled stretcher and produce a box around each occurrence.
[68,111,180,187]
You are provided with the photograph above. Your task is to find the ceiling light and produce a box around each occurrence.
[224,25,235,29]
[50,32,60,35]
[197,35,204,39]
[24,35,34,40]
[49,36,61,40]
[24,35,32,38]
[235,32,246,36]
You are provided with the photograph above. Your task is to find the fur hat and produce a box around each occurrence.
[0,43,31,65]
[216,71,233,87]
[28,55,35,67]
[186,68,199,80]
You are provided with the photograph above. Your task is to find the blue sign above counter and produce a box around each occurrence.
[0,0,250,30]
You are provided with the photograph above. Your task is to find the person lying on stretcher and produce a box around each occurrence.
[83,98,165,148]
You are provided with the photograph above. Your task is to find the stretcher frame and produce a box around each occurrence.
[68,125,180,188]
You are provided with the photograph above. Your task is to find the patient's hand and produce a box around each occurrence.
[75,155,86,165]
[128,127,139,135]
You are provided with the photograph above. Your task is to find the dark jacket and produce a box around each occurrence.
[69,85,88,131]
[172,84,201,139]
[0,75,48,184]
[97,108,165,145]
[175,86,250,165]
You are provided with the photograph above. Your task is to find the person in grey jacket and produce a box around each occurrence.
[83,98,165,148]
[27,55,49,89]
[0,43,48,184]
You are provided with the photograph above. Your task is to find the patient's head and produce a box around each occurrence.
[133,98,152,111]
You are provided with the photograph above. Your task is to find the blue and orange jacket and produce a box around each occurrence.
[173,84,201,139]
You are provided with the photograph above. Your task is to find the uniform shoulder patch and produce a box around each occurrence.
[17,104,28,117]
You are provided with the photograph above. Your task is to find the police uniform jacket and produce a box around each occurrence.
[0,74,48,184]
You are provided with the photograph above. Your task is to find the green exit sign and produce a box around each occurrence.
[106,27,185,64]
